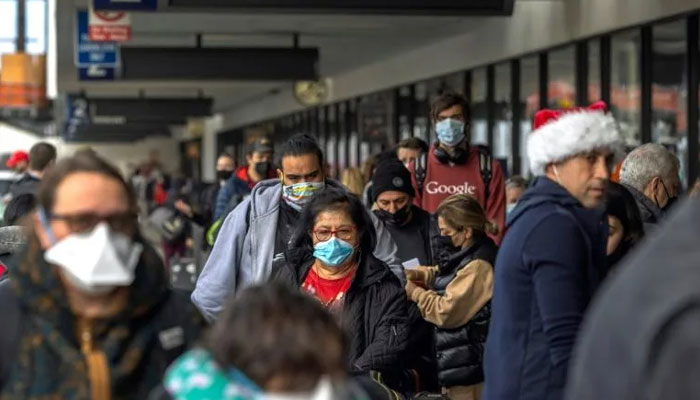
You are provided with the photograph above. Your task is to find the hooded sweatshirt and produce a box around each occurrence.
[192,179,403,322]
[483,177,607,400]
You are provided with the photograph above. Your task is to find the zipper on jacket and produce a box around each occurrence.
[77,319,112,400]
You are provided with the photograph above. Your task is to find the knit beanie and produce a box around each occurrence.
[371,160,415,201]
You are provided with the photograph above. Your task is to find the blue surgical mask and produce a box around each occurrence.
[282,181,325,211]
[313,237,355,267]
[436,118,466,147]
[506,203,517,215]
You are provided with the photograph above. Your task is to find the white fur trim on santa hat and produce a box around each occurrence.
[527,110,621,176]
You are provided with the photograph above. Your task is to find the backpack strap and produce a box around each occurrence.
[475,145,493,201]
[414,153,428,196]
[0,279,24,389]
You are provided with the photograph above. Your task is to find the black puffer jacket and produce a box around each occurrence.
[271,248,410,374]
[433,236,497,388]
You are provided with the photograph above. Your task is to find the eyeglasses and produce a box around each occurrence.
[49,211,138,235]
[313,227,356,242]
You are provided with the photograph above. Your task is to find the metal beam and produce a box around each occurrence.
[90,97,213,122]
[166,0,516,15]
[16,0,26,52]
[539,52,548,110]
[121,47,319,80]
[687,15,699,187]
[641,26,653,144]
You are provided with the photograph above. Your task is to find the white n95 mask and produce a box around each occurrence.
[44,222,143,295]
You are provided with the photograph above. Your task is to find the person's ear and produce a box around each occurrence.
[33,212,53,250]
[277,169,284,182]
[464,227,474,243]
[644,176,660,198]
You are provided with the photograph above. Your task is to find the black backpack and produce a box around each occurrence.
[414,144,493,200]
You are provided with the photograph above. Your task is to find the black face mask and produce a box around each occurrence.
[216,170,233,181]
[373,206,411,227]
[254,161,272,178]
[432,234,462,272]
[655,179,678,213]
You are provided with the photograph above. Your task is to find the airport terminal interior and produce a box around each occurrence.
[1,1,700,399]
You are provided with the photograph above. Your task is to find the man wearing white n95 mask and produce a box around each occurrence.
[0,153,203,399]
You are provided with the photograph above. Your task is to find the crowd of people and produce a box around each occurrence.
[0,91,699,400]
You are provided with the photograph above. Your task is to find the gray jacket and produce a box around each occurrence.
[565,195,700,400]
[191,179,403,321]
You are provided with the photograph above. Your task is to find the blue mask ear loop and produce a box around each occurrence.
[37,207,57,245]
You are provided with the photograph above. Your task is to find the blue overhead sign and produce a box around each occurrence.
[75,10,119,67]
[93,0,158,11]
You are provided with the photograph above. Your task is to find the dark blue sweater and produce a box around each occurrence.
[483,177,607,400]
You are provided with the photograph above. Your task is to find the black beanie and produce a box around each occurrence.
[371,160,415,201]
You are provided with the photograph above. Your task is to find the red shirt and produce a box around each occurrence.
[0,261,6,279]
[302,266,356,313]
[411,144,506,244]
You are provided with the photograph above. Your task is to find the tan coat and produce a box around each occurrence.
[407,260,494,329]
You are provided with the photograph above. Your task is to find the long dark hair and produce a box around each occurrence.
[291,188,376,254]
[606,181,645,244]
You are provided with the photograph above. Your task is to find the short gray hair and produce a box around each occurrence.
[619,143,680,192]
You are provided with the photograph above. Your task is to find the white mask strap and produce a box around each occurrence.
[553,165,562,184]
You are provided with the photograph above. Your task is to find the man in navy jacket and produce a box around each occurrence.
[483,102,621,400]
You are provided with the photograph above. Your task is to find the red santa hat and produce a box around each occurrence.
[527,101,621,176]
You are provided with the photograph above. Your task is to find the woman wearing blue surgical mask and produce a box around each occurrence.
[0,153,203,399]
[271,188,410,393]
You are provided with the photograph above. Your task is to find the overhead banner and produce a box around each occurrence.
[93,0,158,11]
[89,7,131,42]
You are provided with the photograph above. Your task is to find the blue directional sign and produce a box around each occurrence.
[75,10,119,67]
[93,0,157,11]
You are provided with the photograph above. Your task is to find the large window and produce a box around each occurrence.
[519,55,539,178]
[348,101,359,168]
[0,0,18,68]
[0,0,47,68]
[588,39,602,103]
[494,62,512,174]
[326,105,337,178]
[26,0,46,54]
[611,29,642,148]
[397,85,413,141]
[413,81,430,141]
[338,103,348,173]
[652,20,688,186]
[549,45,576,109]
[471,67,488,145]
